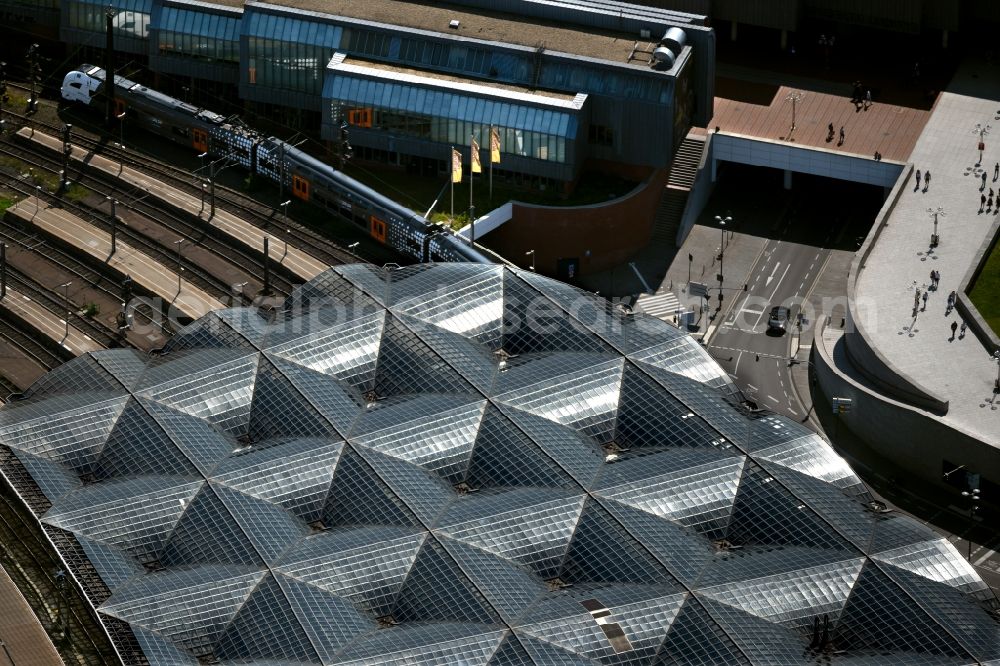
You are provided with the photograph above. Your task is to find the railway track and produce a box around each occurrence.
[0,314,65,371]
[0,373,21,399]
[0,140,294,300]
[0,209,166,346]
[9,103,366,269]
[3,267,117,349]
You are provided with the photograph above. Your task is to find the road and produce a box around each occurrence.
[705,211,837,420]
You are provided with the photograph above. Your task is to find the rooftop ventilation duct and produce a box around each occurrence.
[651,46,675,70]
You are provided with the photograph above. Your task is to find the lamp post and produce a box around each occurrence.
[961,488,981,561]
[107,196,118,255]
[173,239,184,294]
[58,281,71,339]
[525,249,535,271]
[348,242,359,252]
[973,123,991,165]
[993,350,1000,393]
[927,206,945,249]
[714,215,731,283]
[785,90,804,133]
[232,281,248,307]
[117,111,126,173]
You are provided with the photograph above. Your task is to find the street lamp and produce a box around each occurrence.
[785,90,804,133]
[173,239,184,294]
[525,249,535,271]
[961,488,981,561]
[714,215,731,282]
[57,281,72,339]
[348,242,359,251]
[107,196,118,255]
[973,123,991,165]
[993,350,1000,393]
[117,111,126,173]
[927,206,945,249]
[232,281,248,307]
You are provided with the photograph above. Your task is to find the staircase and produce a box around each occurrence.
[651,134,706,246]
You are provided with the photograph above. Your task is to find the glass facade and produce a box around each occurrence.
[2,264,999,665]
[156,5,239,64]
[64,0,152,47]
[325,72,577,164]
[243,10,342,98]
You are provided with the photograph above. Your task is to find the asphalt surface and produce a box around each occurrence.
[701,167,878,419]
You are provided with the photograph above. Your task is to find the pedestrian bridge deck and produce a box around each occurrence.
[7,196,225,320]
[0,283,102,356]
[709,84,929,162]
[17,127,330,282]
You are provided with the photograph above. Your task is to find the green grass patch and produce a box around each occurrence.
[0,195,16,214]
[968,233,1000,336]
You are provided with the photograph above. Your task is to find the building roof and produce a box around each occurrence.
[250,0,670,66]
[1,263,998,665]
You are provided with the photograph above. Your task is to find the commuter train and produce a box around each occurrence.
[60,65,492,264]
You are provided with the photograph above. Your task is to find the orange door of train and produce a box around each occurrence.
[192,128,208,153]
[293,175,310,202]
[370,215,387,243]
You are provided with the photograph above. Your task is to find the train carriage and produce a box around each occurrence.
[60,64,493,265]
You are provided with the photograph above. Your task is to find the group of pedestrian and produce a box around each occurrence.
[915,169,931,192]
[929,269,940,290]
[850,81,872,111]
[873,151,882,161]
[827,122,845,145]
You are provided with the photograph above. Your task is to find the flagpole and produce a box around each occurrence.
[489,125,494,203]
[469,133,475,246]
[450,145,454,221]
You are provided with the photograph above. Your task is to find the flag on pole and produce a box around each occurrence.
[490,125,501,163]
[471,136,482,173]
[451,147,462,183]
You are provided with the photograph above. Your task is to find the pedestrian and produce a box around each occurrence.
[915,169,921,189]
[865,89,872,109]
[960,321,967,339]
[839,126,845,144]
[924,170,930,191]
[983,171,988,190]
[995,161,999,181]
[951,320,958,339]
[934,270,940,287]
[989,193,994,210]
[983,193,988,212]
[948,290,956,311]
[921,290,928,310]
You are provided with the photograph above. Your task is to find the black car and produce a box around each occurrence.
[767,306,790,333]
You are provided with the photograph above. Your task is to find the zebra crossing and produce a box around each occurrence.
[635,291,685,321]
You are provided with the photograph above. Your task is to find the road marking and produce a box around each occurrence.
[766,262,781,286]
[767,395,779,403]
[734,351,743,375]
[635,291,682,319]
[974,549,996,566]
[752,265,791,331]
[787,406,799,415]
[746,384,758,392]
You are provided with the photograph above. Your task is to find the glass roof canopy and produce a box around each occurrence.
[0,264,998,665]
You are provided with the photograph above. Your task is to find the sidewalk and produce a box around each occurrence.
[852,56,1000,446]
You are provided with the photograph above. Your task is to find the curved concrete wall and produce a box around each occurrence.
[956,213,1000,356]
[844,163,949,414]
[813,319,1000,504]
[484,169,668,277]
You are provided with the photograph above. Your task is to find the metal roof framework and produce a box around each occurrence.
[0,263,998,665]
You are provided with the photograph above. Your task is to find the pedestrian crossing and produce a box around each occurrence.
[635,291,683,320]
